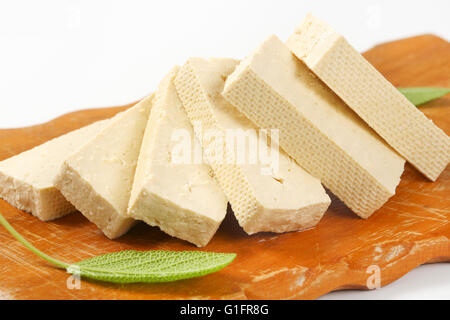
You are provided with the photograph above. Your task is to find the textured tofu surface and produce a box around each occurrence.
[54,96,153,239]
[223,35,405,218]
[128,68,228,247]
[174,57,330,234]
[287,14,450,181]
[0,119,108,221]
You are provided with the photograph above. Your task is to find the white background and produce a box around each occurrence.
[0,0,449,299]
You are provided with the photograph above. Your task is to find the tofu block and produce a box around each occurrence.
[54,97,153,239]
[0,119,109,221]
[128,68,228,247]
[174,58,330,234]
[222,35,405,218]
[286,14,450,181]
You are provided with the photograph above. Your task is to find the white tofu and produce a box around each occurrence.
[0,120,108,221]
[287,14,450,181]
[223,35,405,218]
[128,68,228,247]
[174,58,330,234]
[54,97,153,239]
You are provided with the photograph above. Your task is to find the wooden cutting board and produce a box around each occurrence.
[0,35,449,300]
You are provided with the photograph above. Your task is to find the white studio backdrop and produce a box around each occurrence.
[0,0,449,299]
[1,0,449,128]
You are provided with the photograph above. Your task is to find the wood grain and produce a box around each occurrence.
[0,35,449,300]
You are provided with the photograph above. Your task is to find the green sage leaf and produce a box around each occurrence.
[399,87,450,106]
[68,250,236,283]
[0,211,236,284]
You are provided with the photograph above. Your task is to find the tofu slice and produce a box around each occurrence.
[54,97,153,239]
[286,14,450,181]
[0,119,109,221]
[222,35,405,218]
[128,68,228,247]
[174,58,330,235]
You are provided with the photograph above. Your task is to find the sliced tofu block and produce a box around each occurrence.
[222,35,405,218]
[0,119,109,221]
[286,14,450,181]
[174,58,330,235]
[54,97,153,239]
[128,68,228,247]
